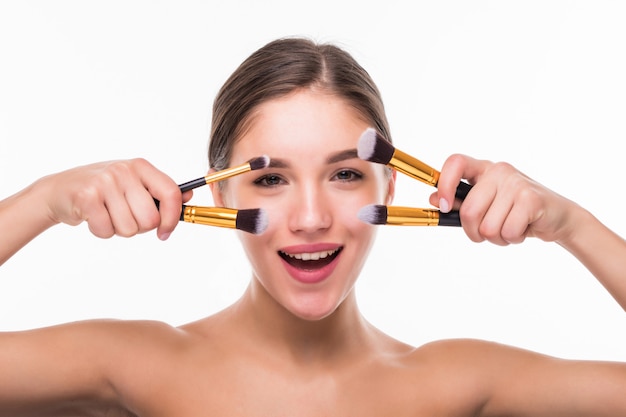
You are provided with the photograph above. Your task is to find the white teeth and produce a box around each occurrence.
[281,249,339,261]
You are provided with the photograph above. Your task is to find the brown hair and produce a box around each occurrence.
[209,37,392,171]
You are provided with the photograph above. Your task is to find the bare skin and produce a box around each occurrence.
[1,89,626,416]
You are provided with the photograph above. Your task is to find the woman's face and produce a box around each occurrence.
[212,89,395,320]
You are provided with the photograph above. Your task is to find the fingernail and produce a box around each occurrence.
[158,232,171,241]
[439,198,450,213]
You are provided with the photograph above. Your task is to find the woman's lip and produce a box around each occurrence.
[278,243,342,254]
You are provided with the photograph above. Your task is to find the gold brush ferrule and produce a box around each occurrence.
[182,206,238,229]
[389,149,440,187]
[204,163,251,184]
[386,206,441,226]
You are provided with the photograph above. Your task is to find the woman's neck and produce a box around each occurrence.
[229,278,375,366]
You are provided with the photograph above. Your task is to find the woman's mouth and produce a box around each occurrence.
[279,248,341,269]
[278,246,343,283]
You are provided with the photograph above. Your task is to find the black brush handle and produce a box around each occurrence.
[438,210,461,227]
[153,198,184,221]
[434,179,472,201]
[178,177,207,193]
[153,178,206,220]
[455,181,472,201]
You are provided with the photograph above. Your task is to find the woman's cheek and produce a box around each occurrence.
[257,198,290,234]
[335,194,371,230]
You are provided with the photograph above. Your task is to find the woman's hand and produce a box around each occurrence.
[41,158,189,240]
[430,154,579,247]
[0,158,191,265]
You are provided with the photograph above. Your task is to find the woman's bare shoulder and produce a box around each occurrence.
[63,311,227,347]
[405,337,547,369]
[396,337,554,398]
[53,318,192,345]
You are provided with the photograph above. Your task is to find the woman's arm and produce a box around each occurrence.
[0,319,186,416]
[556,208,626,310]
[0,321,122,416]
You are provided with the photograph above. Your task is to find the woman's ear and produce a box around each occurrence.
[208,169,227,207]
[385,169,397,205]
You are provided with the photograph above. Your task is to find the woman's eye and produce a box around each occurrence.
[254,174,284,187]
[333,170,362,182]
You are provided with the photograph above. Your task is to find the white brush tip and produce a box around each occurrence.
[249,155,270,170]
[236,208,269,234]
[256,208,269,234]
[357,204,386,225]
[357,128,377,161]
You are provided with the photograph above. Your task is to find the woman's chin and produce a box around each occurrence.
[285,298,341,322]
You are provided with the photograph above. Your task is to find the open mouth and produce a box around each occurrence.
[278,247,343,271]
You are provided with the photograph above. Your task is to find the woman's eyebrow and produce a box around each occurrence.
[267,158,290,168]
[326,148,358,164]
[266,149,358,168]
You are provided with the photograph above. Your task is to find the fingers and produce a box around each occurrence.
[130,159,183,240]
[435,154,485,213]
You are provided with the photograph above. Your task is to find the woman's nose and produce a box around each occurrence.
[287,185,332,233]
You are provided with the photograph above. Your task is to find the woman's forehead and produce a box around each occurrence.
[230,91,370,164]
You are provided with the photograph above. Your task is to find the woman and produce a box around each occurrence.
[1,37,625,416]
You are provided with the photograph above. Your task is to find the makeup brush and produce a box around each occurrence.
[357,128,472,201]
[154,155,269,207]
[153,155,270,233]
[358,204,461,227]
[180,205,269,234]
[178,155,270,192]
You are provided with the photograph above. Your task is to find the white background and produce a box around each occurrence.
[1,1,625,361]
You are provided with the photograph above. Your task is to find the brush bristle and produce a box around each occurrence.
[248,155,270,171]
[357,204,388,225]
[235,208,269,234]
[357,128,394,165]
